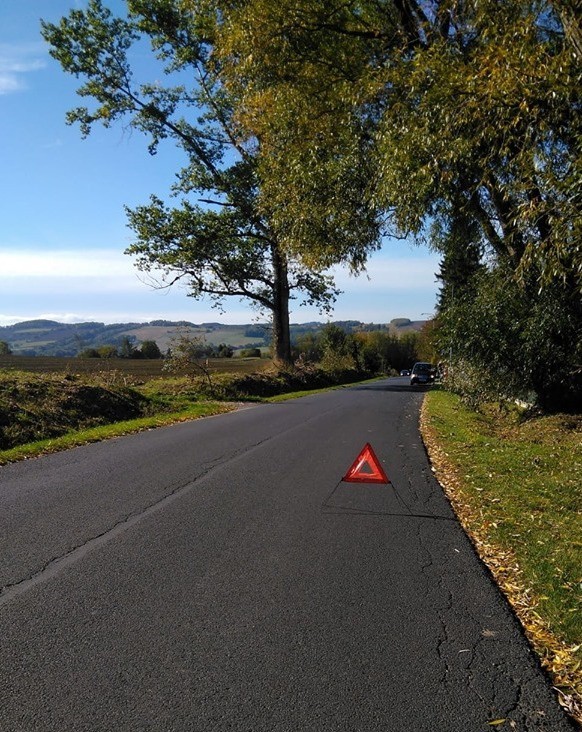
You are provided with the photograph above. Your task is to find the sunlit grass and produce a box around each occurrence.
[422,390,581,720]
[0,369,384,464]
[0,402,234,465]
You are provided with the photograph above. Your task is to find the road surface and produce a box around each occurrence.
[0,377,574,731]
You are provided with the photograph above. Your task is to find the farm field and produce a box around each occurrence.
[0,355,267,379]
[121,324,268,352]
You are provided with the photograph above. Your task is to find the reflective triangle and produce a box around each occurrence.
[343,442,390,484]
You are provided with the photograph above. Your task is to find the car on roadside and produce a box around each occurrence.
[410,362,435,386]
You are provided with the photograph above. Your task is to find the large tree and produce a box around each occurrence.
[219,0,581,291]
[41,0,343,364]
[219,0,582,406]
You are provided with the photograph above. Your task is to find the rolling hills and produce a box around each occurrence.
[0,318,425,356]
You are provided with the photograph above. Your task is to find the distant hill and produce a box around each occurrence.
[0,318,426,356]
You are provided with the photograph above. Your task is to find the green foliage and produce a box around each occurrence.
[215,343,234,358]
[238,347,261,358]
[292,323,418,374]
[223,0,580,288]
[97,345,119,359]
[78,348,101,359]
[220,0,581,408]
[317,324,358,373]
[191,363,368,399]
[162,331,215,392]
[433,206,484,312]
[139,339,163,358]
[117,335,139,358]
[438,267,582,411]
[219,0,384,271]
[0,341,12,356]
[41,0,342,365]
[415,319,441,365]
[293,332,323,363]
[353,330,419,373]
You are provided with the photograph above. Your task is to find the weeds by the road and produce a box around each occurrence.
[421,390,582,723]
[0,366,374,463]
[0,403,234,464]
[0,370,233,461]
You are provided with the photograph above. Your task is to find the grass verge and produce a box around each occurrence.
[0,368,381,464]
[0,370,239,464]
[0,402,235,465]
[420,390,581,724]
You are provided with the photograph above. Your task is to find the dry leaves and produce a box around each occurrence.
[420,399,582,727]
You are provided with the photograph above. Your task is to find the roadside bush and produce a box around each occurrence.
[139,340,163,359]
[437,268,582,412]
[0,372,150,450]
[192,363,369,399]
[0,363,375,452]
[78,348,101,359]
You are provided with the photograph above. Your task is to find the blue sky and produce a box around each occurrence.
[0,1,441,327]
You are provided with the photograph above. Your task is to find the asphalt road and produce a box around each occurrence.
[0,377,574,731]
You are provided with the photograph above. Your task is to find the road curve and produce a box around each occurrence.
[0,377,574,731]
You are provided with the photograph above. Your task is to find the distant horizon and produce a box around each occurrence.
[1,1,440,334]
[0,314,427,329]
[1,316,427,357]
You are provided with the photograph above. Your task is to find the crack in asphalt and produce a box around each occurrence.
[0,401,346,609]
[0,464,216,609]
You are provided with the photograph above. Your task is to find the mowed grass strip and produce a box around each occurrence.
[0,370,235,464]
[421,390,582,722]
[0,403,234,465]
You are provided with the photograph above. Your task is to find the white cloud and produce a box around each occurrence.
[0,246,440,326]
[0,73,23,94]
[0,307,258,327]
[0,44,46,95]
[0,249,136,280]
[0,313,88,326]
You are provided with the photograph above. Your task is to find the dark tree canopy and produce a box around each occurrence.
[42,0,582,400]
[218,0,582,407]
[219,0,581,291]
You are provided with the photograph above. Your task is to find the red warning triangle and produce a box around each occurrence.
[343,443,390,484]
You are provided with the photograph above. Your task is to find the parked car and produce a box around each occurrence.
[410,362,435,386]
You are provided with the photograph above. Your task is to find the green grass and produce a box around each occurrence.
[0,370,235,461]
[422,390,581,715]
[0,402,233,465]
[0,368,382,464]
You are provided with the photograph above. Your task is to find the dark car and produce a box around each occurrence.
[410,362,435,386]
[400,369,410,376]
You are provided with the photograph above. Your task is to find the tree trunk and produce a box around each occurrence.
[271,245,292,365]
[551,0,582,57]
